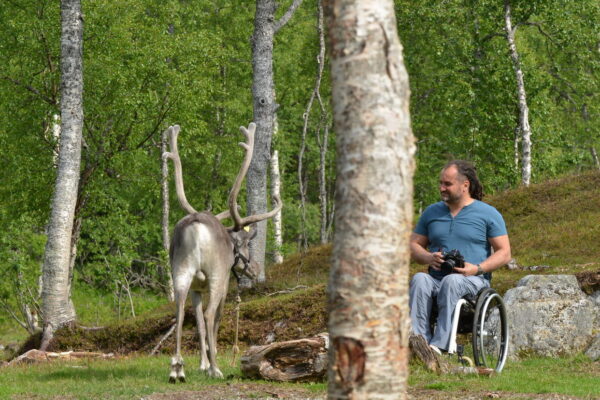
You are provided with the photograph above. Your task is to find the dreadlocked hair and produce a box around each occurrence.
[444,160,484,200]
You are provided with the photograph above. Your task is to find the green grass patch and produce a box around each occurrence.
[2,354,597,399]
[409,355,600,399]
[0,354,237,399]
[0,352,326,400]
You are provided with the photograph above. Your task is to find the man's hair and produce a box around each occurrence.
[443,160,484,200]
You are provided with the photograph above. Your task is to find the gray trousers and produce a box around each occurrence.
[409,272,490,351]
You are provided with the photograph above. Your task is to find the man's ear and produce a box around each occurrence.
[463,178,470,193]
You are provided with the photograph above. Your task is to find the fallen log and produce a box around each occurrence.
[240,333,328,382]
[5,349,114,366]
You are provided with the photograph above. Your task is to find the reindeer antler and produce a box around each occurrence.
[163,125,198,215]
[228,122,283,231]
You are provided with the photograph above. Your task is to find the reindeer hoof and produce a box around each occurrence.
[208,368,224,379]
[169,376,177,384]
[178,376,186,383]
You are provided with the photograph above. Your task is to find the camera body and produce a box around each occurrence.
[440,249,465,275]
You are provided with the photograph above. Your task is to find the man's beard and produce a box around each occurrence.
[441,191,461,203]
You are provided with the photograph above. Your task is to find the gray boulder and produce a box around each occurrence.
[504,274,595,358]
[590,291,600,330]
[585,334,600,361]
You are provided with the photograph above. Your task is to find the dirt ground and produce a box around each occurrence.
[141,383,589,400]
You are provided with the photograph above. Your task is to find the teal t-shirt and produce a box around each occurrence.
[414,200,507,280]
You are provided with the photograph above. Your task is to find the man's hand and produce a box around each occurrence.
[410,232,446,270]
[428,251,445,271]
[453,262,479,277]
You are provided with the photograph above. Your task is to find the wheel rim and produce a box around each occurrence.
[477,293,508,372]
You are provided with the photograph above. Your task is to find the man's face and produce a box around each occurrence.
[439,166,469,204]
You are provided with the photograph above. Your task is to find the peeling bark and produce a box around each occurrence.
[325,0,415,398]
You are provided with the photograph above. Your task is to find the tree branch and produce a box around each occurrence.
[0,300,28,332]
[274,0,304,34]
[516,21,559,46]
[2,76,57,106]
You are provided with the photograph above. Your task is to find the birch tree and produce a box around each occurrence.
[247,0,304,283]
[325,0,415,398]
[504,0,532,186]
[40,0,84,350]
[161,129,175,302]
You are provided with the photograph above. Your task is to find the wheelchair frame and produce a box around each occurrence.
[441,288,509,372]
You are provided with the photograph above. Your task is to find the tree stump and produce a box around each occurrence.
[240,333,328,382]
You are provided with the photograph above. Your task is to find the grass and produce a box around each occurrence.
[0,353,238,399]
[410,355,600,399]
[1,353,597,399]
[0,351,327,400]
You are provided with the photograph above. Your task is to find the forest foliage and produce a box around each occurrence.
[0,0,598,332]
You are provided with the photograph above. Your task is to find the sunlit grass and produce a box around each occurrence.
[0,351,326,400]
[409,355,600,399]
[1,353,240,399]
[2,353,597,399]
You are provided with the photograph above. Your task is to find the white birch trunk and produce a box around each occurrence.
[161,129,175,302]
[248,0,277,283]
[270,148,283,264]
[40,0,83,349]
[514,125,520,171]
[591,147,600,170]
[270,92,283,264]
[315,1,328,245]
[248,0,303,283]
[504,0,532,187]
[52,114,61,167]
[318,123,329,244]
[325,0,415,398]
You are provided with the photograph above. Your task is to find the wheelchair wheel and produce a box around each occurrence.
[471,288,508,372]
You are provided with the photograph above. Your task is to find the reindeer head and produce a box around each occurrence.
[165,122,282,282]
[224,122,281,282]
[229,225,259,281]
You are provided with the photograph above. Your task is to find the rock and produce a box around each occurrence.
[524,265,551,271]
[585,334,600,361]
[590,291,600,329]
[504,275,595,358]
[506,258,520,270]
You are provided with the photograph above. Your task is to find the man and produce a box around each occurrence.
[409,160,511,354]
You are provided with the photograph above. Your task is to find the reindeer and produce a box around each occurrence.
[163,122,281,382]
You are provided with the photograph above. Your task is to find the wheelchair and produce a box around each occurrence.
[430,287,509,372]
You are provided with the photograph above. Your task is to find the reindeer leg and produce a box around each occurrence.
[170,278,190,383]
[204,287,224,379]
[191,290,210,372]
[213,280,230,355]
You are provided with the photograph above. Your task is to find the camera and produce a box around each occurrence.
[440,249,464,275]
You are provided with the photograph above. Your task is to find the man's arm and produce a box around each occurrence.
[409,232,444,267]
[454,234,511,276]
